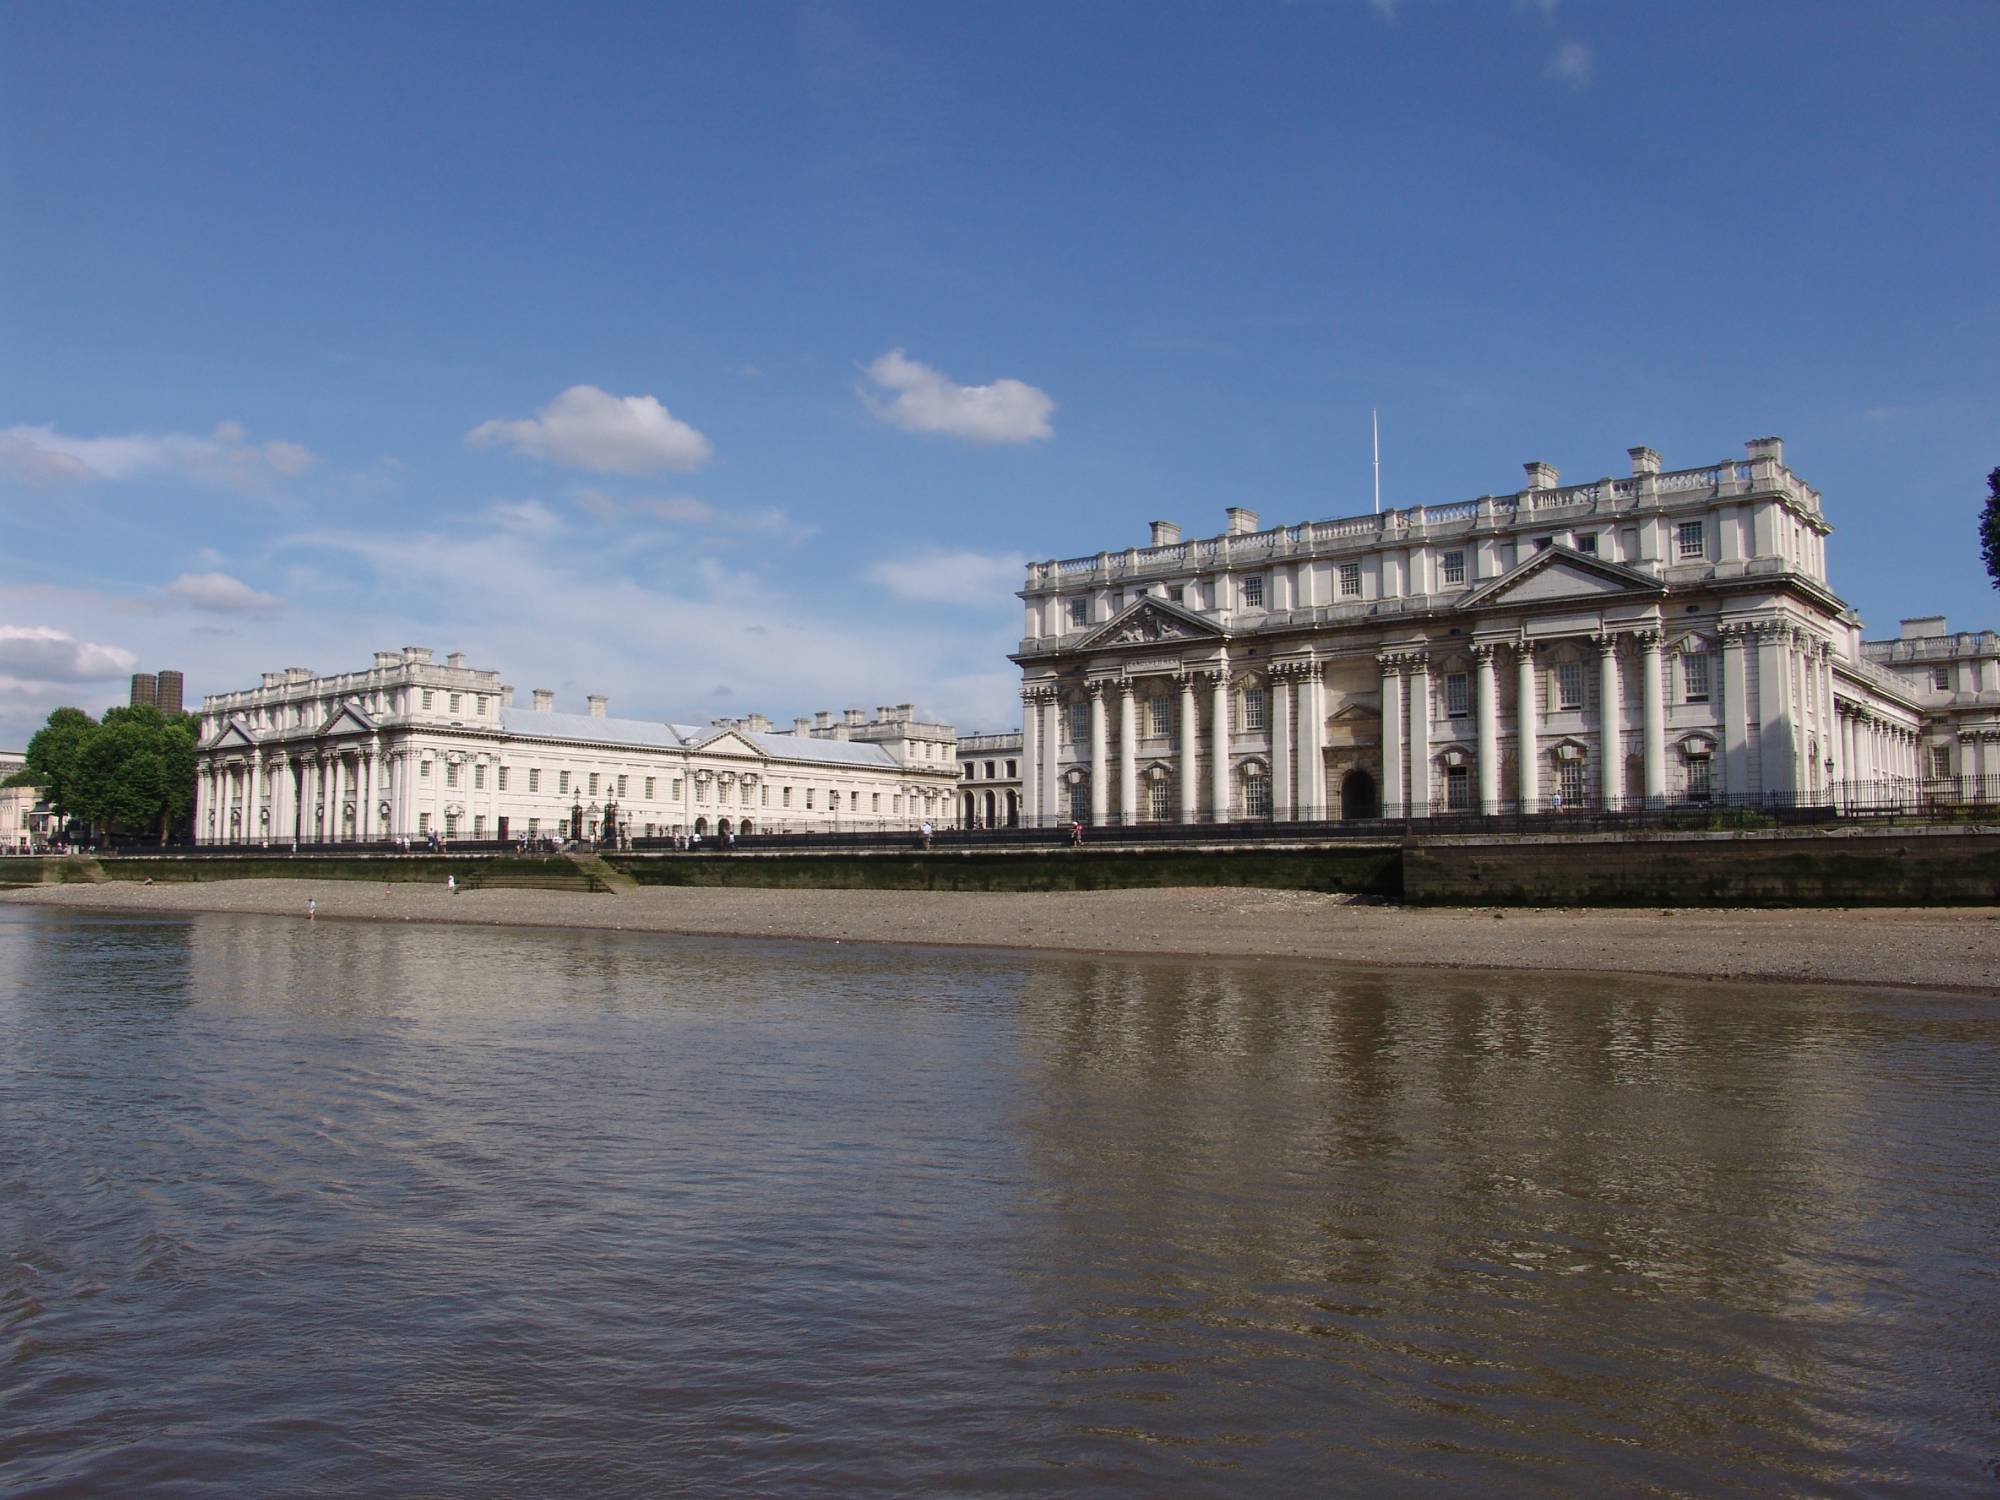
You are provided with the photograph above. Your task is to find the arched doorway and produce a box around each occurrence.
[717,817,733,836]
[1341,768,1379,820]
[983,790,996,827]
[963,792,976,826]
[1006,790,1019,827]
[694,817,708,836]
[738,818,753,835]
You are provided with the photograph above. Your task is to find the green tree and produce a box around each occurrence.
[1982,466,2000,590]
[68,705,201,842]
[4,706,97,816]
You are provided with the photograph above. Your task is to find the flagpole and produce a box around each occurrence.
[1372,408,1381,515]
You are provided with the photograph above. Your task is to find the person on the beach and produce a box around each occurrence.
[307,897,316,921]
[446,874,457,895]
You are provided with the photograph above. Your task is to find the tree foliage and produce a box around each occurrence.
[5,706,97,815]
[8,703,200,840]
[1982,466,2000,591]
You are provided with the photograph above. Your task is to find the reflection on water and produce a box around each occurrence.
[2,906,1996,1496]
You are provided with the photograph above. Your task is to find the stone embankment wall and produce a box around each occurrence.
[605,846,1404,896]
[1403,829,2000,907]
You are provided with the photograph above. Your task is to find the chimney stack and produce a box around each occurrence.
[1225,506,1259,535]
[1628,446,1661,476]
[587,694,607,718]
[1523,461,1560,491]
[794,716,811,736]
[844,708,865,727]
[532,689,554,712]
[1149,520,1182,548]
[446,651,466,669]
[814,710,832,730]
[1745,435,1785,467]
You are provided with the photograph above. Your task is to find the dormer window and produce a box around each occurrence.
[1575,533,1598,556]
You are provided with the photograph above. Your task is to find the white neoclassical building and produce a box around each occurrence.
[1013,436,1930,824]
[194,649,960,845]
[957,730,1024,829]
[1859,616,2000,800]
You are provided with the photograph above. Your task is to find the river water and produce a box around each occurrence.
[2,905,1996,1496]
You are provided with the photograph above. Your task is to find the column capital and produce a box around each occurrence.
[1471,643,1499,665]
[1591,632,1621,656]
[1718,621,1753,644]
[1631,628,1662,651]
[1377,652,1406,678]
[1173,670,1200,691]
[1086,679,1108,700]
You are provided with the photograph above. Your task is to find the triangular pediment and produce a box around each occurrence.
[1328,701,1381,722]
[1457,546,1665,611]
[205,717,260,750]
[1078,595,1225,650]
[687,729,762,758]
[318,702,378,737]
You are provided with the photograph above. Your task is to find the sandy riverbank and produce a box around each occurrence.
[8,878,1999,993]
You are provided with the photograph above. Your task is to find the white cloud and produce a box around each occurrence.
[1548,39,1593,87]
[866,550,1028,606]
[860,349,1055,444]
[485,499,566,538]
[467,385,713,474]
[166,573,284,612]
[635,496,719,524]
[0,625,138,682]
[0,420,318,491]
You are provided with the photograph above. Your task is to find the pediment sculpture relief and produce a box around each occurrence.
[1107,608,1193,645]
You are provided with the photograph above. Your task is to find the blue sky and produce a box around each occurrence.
[3,1,1995,746]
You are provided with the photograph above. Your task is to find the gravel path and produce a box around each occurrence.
[8,879,1999,993]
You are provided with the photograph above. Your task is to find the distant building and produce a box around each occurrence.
[192,648,960,844]
[1861,617,2000,797]
[0,750,46,854]
[957,731,1023,828]
[129,669,185,713]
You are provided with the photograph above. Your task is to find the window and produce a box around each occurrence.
[420,760,431,781]
[497,767,509,791]
[1535,537,1554,552]
[1242,575,1265,608]
[829,791,841,812]
[1683,652,1712,703]
[1575,533,1598,556]
[473,764,485,790]
[1445,672,1470,719]
[696,780,709,803]
[763,786,771,807]
[421,690,434,710]
[1558,757,1587,807]
[444,813,459,837]
[1685,757,1712,802]
[449,693,461,714]
[1441,551,1466,586]
[418,812,430,834]
[1556,662,1585,711]
[1149,696,1174,738]
[984,761,996,779]
[1066,701,1088,744]
[871,793,880,811]
[741,782,752,805]
[446,762,460,788]
[1068,598,1090,628]
[806,789,815,809]
[1932,668,1950,692]
[617,775,628,797]
[672,778,683,800]
[646,777,656,799]
[559,771,571,794]
[1445,765,1471,810]
[473,815,485,838]
[1168,586,1185,604]
[1243,687,1266,731]
[588,773,599,796]
[1242,767,1270,818]
[1339,562,1361,597]
[528,768,540,793]
[1932,746,1951,777]
[782,787,792,807]
[528,818,540,836]
[893,795,901,814]
[1068,781,1089,823]
[1006,760,1017,778]
[1677,521,1705,559]
[1148,778,1171,822]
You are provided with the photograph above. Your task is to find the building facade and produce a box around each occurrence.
[193,649,960,844]
[130,669,185,714]
[1013,437,1927,824]
[1860,616,2000,802]
[957,730,1023,828]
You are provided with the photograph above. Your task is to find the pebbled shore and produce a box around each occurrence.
[8,878,2000,993]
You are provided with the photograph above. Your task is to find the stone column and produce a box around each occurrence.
[1117,683,1138,826]
[361,745,376,841]
[1407,653,1432,817]
[1209,669,1230,821]
[1755,624,1794,801]
[1088,683,1108,825]
[1296,666,1322,820]
[1474,645,1499,814]
[1272,671,1293,821]
[246,754,262,845]
[1640,630,1666,806]
[1041,695,1061,825]
[1596,635,1622,809]
[1516,644,1539,812]
[1721,625,1750,801]
[1381,657,1405,817]
[1020,692,1040,826]
[1177,673,1198,824]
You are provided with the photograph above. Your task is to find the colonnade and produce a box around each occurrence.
[196,740,485,844]
[1833,705,1923,807]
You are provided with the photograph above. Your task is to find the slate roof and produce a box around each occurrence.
[499,707,689,749]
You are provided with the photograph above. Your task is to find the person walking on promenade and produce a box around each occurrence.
[1070,819,1084,847]
[920,819,933,850]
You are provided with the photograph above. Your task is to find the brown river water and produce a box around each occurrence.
[2,905,1997,1496]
